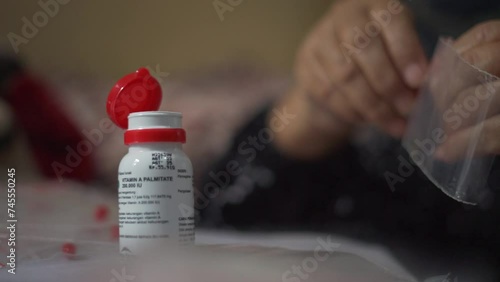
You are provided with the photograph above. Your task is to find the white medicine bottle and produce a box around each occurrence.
[107,68,195,255]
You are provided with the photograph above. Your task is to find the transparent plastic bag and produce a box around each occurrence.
[403,38,499,205]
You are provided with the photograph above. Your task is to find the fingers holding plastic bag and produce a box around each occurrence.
[441,80,500,131]
[436,115,500,162]
[403,38,499,205]
[433,21,500,133]
[427,25,500,116]
[434,34,500,142]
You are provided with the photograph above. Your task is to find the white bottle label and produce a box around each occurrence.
[118,150,194,254]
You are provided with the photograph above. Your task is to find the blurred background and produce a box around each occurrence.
[1,0,331,77]
[0,0,331,185]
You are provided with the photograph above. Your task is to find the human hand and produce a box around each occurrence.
[435,20,500,162]
[293,0,427,138]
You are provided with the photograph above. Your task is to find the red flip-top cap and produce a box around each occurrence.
[106,67,162,129]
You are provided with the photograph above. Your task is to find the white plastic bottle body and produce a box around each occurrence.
[118,142,194,254]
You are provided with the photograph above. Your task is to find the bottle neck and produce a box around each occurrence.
[128,142,182,152]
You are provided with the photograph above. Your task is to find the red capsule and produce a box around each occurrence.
[94,205,109,222]
[62,242,76,255]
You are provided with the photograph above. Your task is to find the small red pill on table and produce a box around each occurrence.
[62,242,76,256]
[94,205,109,222]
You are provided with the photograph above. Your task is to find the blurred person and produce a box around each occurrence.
[200,0,500,280]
